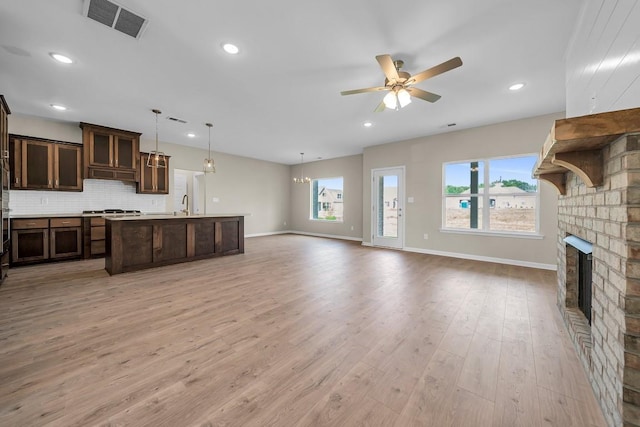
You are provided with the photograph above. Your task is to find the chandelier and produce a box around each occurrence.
[293,152,311,184]
[203,122,215,173]
[147,109,167,168]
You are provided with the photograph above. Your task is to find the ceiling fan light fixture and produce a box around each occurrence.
[383,91,398,110]
[397,88,412,108]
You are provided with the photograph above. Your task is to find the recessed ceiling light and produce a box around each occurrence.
[187,133,196,138]
[363,121,373,128]
[509,83,525,91]
[50,104,67,111]
[50,53,73,64]
[222,43,239,54]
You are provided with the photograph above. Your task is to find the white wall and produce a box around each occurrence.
[8,113,291,236]
[290,154,363,240]
[362,113,563,268]
[566,1,640,117]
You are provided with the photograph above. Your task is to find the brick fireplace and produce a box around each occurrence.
[534,108,640,427]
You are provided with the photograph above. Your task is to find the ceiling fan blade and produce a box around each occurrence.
[376,54,400,82]
[341,86,388,96]
[374,101,386,112]
[407,87,441,103]
[406,57,463,85]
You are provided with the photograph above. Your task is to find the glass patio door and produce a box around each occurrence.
[372,167,404,249]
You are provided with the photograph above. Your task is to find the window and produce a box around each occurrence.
[443,155,538,234]
[311,177,344,221]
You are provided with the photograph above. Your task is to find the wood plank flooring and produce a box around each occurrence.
[0,235,606,426]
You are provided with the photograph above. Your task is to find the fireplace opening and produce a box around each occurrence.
[563,235,593,324]
[578,249,592,324]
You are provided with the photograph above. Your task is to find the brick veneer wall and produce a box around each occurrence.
[557,134,640,427]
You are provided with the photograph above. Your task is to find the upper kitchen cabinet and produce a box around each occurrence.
[10,136,82,191]
[138,152,170,194]
[80,122,141,182]
[1,95,10,174]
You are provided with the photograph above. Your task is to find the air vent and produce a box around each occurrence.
[83,0,148,39]
[167,117,187,124]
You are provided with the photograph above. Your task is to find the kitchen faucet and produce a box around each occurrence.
[181,194,190,216]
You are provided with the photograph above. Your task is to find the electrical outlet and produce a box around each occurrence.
[423,233,429,240]
[41,197,48,205]
[284,221,287,226]
[212,197,220,203]
[350,225,354,231]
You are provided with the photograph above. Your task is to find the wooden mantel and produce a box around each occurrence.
[533,107,640,195]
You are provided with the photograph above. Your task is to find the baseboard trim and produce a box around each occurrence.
[245,231,291,238]
[403,246,557,271]
[288,231,363,242]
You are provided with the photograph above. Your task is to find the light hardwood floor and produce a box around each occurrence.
[0,235,606,426]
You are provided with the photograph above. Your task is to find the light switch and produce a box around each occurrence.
[407,197,414,203]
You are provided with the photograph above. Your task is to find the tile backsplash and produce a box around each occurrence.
[9,179,168,215]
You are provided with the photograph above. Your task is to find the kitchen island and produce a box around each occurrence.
[105,214,246,275]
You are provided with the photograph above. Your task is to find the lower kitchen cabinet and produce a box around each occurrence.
[83,217,106,258]
[11,217,82,265]
[50,218,82,259]
[12,219,49,263]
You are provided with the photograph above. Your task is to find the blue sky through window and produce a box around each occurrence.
[445,156,536,187]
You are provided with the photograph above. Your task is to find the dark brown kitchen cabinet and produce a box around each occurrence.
[138,152,169,194]
[80,122,140,182]
[12,218,49,264]
[50,218,82,259]
[1,96,9,173]
[11,217,82,265]
[10,136,82,191]
[83,217,106,258]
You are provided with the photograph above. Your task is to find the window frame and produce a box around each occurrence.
[310,176,344,222]
[441,154,541,237]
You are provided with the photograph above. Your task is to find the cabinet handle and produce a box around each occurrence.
[61,221,70,224]
[15,177,19,185]
[48,179,51,186]
[26,222,36,226]
[115,159,118,167]
[3,150,8,159]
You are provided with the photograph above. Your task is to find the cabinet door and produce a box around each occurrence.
[54,144,82,190]
[1,105,8,173]
[23,140,53,189]
[155,162,168,193]
[12,228,49,263]
[89,131,112,167]
[50,227,82,259]
[139,153,155,193]
[9,137,22,188]
[114,135,136,169]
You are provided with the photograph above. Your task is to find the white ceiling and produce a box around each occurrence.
[0,0,583,165]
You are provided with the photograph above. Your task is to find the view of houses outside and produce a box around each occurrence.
[444,156,537,232]
[379,177,398,237]
[313,177,343,221]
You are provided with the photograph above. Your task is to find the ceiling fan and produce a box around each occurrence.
[341,54,463,112]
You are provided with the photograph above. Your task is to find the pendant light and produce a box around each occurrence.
[203,122,215,173]
[293,152,311,184]
[147,109,167,168]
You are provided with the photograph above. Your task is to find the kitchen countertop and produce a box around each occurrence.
[106,213,250,221]
[11,213,251,219]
